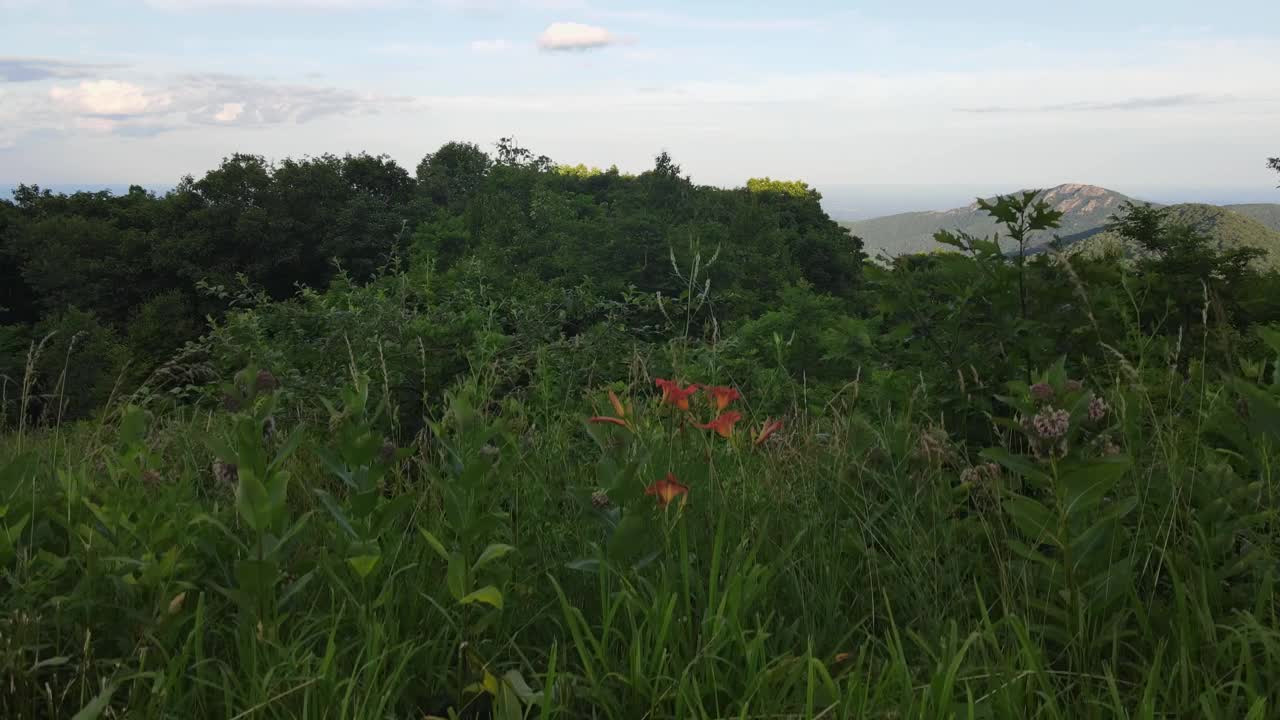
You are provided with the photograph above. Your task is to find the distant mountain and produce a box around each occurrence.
[1068,203,1280,271]
[843,184,1139,257]
[1225,204,1280,233]
[842,185,1280,268]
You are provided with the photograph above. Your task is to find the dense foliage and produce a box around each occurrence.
[2,142,1280,718]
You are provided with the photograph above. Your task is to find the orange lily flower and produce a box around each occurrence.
[589,389,631,428]
[697,411,743,438]
[608,389,627,418]
[644,472,689,507]
[705,385,741,411]
[753,419,783,446]
[655,378,698,410]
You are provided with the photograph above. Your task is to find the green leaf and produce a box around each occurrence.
[347,554,381,579]
[1256,324,1280,357]
[460,585,504,609]
[981,447,1049,484]
[71,683,118,720]
[268,425,306,472]
[1059,455,1131,518]
[314,489,358,540]
[418,528,449,562]
[472,543,515,575]
[447,551,467,601]
[234,468,271,532]
[1005,495,1058,545]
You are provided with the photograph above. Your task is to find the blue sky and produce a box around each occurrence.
[2,0,1279,202]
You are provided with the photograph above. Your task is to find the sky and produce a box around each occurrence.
[2,0,1279,211]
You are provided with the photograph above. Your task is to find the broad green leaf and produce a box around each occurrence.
[982,447,1050,484]
[234,469,271,532]
[1059,455,1131,518]
[1256,324,1280,357]
[71,683,118,720]
[418,528,450,562]
[268,425,306,471]
[447,551,467,601]
[347,554,381,579]
[1007,538,1054,566]
[313,489,358,540]
[502,670,542,703]
[460,585,503,609]
[1004,495,1058,545]
[473,543,515,574]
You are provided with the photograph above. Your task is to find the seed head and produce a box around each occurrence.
[1030,383,1055,402]
[590,490,610,509]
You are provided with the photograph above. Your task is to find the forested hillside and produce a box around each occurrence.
[1,142,859,423]
[3,143,1280,719]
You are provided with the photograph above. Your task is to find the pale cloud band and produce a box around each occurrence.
[1,65,405,146]
[537,21,616,51]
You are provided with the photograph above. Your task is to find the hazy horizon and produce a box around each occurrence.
[10,178,1276,222]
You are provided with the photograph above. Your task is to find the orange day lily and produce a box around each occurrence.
[655,378,699,410]
[589,390,630,428]
[644,472,689,507]
[705,385,741,411]
[697,411,743,439]
[753,419,783,446]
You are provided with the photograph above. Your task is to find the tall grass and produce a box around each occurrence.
[2,261,1279,718]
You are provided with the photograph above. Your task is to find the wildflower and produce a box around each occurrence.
[915,426,953,466]
[608,389,627,418]
[1032,407,1070,440]
[1087,395,1108,422]
[1030,382,1054,402]
[705,385,741,411]
[655,378,698,410]
[1098,436,1121,456]
[960,462,1001,485]
[212,460,238,486]
[754,419,783,446]
[590,489,611,509]
[255,369,278,393]
[696,411,743,439]
[644,473,689,508]
[589,390,631,428]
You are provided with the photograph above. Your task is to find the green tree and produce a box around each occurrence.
[417,142,493,213]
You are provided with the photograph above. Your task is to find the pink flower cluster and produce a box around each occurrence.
[1088,395,1108,422]
[1032,408,1071,439]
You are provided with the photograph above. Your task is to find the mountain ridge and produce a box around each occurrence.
[842,184,1280,264]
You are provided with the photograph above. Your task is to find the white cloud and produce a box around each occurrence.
[470,39,511,53]
[537,22,615,51]
[49,79,172,115]
[213,102,244,122]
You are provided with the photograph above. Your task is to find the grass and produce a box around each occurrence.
[1,329,1278,719]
